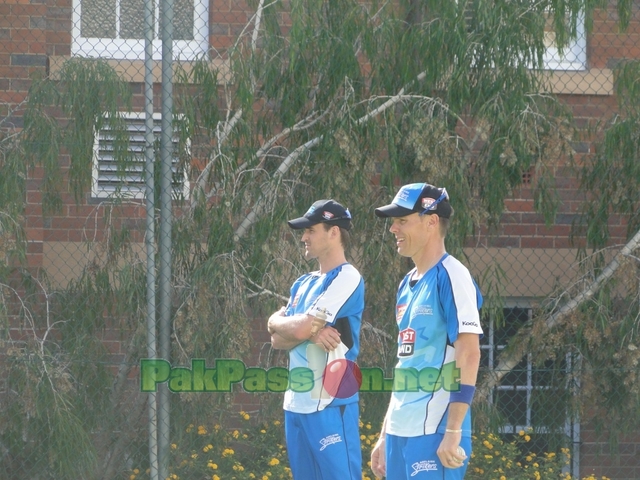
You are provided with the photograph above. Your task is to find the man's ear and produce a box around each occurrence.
[425,214,439,228]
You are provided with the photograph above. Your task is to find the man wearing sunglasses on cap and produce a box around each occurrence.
[370,183,483,479]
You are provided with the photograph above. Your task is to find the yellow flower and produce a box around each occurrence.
[133,469,140,474]
[519,430,525,436]
[129,476,136,480]
[213,475,220,480]
[170,443,177,450]
[269,458,280,466]
[500,477,506,480]
[191,453,198,459]
[261,429,267,434]
[198,425,207,435]
[273,420,281,426]
[526,455,533,462]
[524,434,531,442]
[232,430,239,439]
[208,462,218,469]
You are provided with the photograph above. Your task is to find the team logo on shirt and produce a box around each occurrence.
[411,460,438,475]
[410,304,433,319]
[291,293,301,308]
[319,433,342,451]
[396,304,407,323]
[398,328,415,357]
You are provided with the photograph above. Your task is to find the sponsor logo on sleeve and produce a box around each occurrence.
[461,320,479,328]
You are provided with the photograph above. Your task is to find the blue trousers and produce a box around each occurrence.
[284,403,362,480]
[386,433,472,479]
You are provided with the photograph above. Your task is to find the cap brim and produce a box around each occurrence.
[374,204,415,218]
[287,217,318,229]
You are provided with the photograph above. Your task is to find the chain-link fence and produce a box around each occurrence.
[2,0,640,479]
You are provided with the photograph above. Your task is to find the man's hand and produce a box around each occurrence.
[267,306,286,334]
[370,436,386,478]
[436,431,466,469]
[309,326,341,351]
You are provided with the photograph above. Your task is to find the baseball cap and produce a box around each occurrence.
[374,183,452,219]
[288,199,353,230]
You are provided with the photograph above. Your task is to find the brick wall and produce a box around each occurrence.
[2,0,640,476]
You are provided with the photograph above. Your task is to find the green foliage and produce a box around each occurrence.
[1,0,639,477]
[2,342,99,478]
[466,430,575,480]
[577,61,640,248]
[21,59,132,209]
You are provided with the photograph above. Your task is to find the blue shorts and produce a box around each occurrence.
[385,433,472,480]
[284,403,362,480]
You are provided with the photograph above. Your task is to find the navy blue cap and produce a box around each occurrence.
[288,199,353,230]
[375,183,452,219]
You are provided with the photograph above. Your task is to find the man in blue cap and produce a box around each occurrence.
[268,199,365,480]
[370,183,483,479]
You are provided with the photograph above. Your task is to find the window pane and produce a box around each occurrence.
[532,358,566,387]
[120,0,146,39]
[496,389,527,426]
[82,0,116,37]
[159,0,195,41]
[501,359,528,386]
[175,0,194,40]
[531,388,568,429]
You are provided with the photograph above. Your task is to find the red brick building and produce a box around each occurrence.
[1,0,639,478]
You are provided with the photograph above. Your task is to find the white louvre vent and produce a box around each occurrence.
[92,112,190,199]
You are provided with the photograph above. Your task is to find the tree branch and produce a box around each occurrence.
[476,227,640,402]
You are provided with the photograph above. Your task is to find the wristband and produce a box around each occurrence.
[445,429,462,433]
[450,384,475,405]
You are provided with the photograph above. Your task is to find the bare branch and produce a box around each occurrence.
[477,227,640,402]
[233,72,438,240]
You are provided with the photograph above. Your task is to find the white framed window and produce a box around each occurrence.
[481,305,581,476]
[92,112,190,200]
[542,12,586,70]
[463,2,586,71]
[71,0,209,60]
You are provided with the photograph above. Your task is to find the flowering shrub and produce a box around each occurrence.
[465,429,611,480]
[129,411,292,480]
[129,418,611,480]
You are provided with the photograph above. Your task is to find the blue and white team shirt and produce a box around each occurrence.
[386,253,483,438]
[283,263,365,414]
